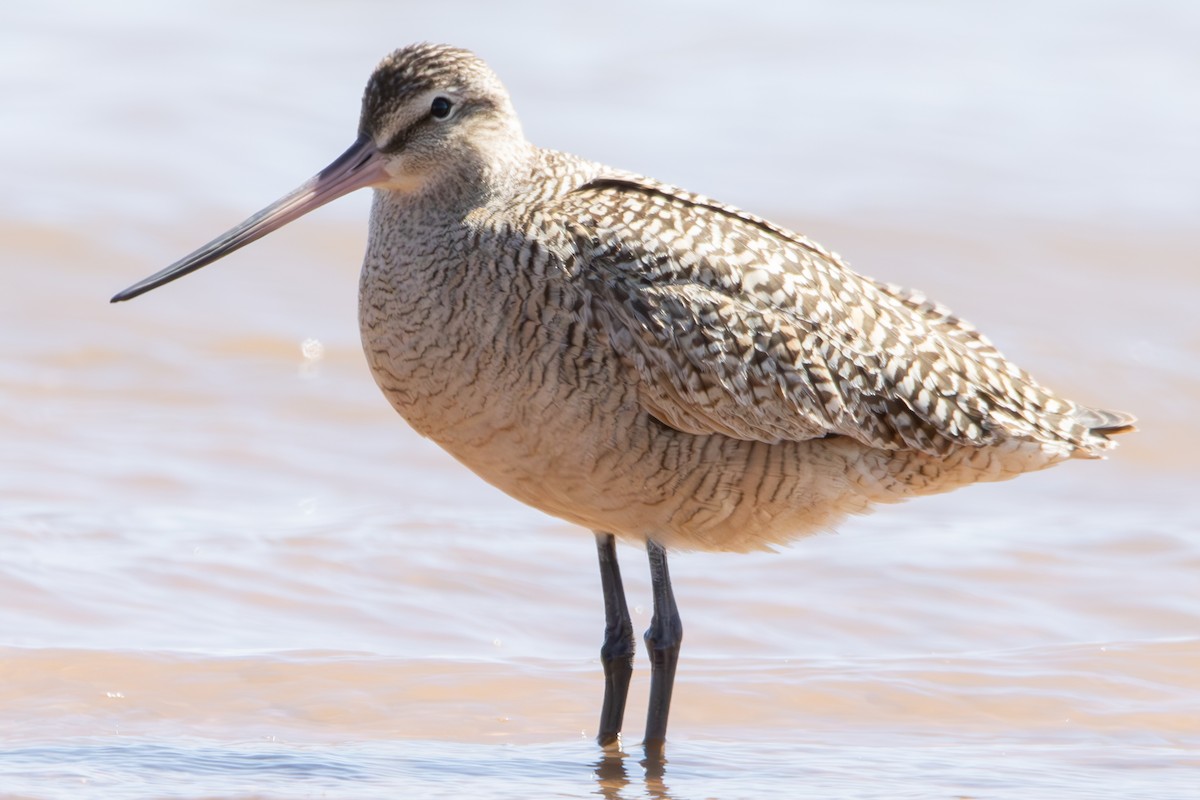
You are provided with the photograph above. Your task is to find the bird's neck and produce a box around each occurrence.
[391,127,536,217]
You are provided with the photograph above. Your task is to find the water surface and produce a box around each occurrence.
[2,2,1197,798]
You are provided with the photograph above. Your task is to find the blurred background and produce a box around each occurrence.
[1,2,1197,798]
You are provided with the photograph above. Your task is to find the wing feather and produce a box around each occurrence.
[554,176,1127,455]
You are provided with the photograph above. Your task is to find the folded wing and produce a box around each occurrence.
[562,176,1133,456]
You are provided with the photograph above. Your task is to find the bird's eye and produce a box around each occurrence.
[430,96,454,120]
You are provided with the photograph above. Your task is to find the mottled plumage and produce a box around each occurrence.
[351,45,1132,553]
[113,42,1135,752]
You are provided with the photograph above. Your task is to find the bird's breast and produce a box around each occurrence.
[355,202,648,526]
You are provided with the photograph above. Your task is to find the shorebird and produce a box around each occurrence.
[112,43,1134,752]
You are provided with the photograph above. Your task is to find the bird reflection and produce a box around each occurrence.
[593,747,676,800]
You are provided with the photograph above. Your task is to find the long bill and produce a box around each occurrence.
[111,135,386,303]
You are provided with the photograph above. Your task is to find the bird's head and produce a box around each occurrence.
[111,43,525,302]
[359,43,527,196]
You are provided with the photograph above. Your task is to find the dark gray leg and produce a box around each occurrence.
[595,531,635,747]
[643,538,682,753]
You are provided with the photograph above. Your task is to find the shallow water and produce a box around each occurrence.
[2,2,1198,798]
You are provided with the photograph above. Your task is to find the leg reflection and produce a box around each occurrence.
[593,748,631,800]
[592,747,675,800]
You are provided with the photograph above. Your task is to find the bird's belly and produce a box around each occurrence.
[370,342,1071,553]
[361,326,674,535]
[360,326,883,552]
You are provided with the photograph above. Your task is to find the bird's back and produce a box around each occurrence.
[537,164,1132,451]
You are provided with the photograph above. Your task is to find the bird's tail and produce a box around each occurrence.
[1074,406,1137,455]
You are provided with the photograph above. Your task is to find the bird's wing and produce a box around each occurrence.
[557,176,1120,455]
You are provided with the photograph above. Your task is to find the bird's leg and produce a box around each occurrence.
[595,531,635,748]
[643,538,682,754]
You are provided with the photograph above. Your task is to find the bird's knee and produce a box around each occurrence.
[643,612,683,657]
[601,626,636,666]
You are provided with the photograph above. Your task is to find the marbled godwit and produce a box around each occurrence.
[112,43,1134,752]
